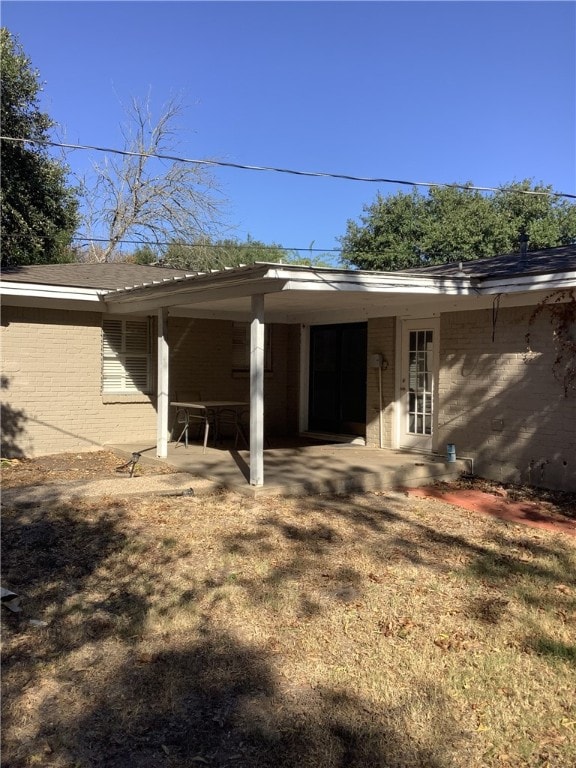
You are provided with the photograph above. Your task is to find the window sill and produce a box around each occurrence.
[102,393,154,404]
[232,371,274,379]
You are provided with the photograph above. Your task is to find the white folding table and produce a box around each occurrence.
[170,401,248,452]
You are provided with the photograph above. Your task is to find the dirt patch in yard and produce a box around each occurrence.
[0,449,175,489]
[436,476,576,520]
[406,477,576,539]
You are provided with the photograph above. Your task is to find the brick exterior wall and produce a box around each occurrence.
[438,305,576,491]
[169,317,299,437]
[1,306,160,457]
[1,307,300,457]
[4,301,573,491]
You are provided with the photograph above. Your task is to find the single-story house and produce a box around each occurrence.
[1,245,575,490]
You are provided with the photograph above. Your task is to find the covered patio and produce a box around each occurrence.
[111,437,466,497]
[104,262,475,488]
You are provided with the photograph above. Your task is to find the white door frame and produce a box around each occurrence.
[394,316,440,453]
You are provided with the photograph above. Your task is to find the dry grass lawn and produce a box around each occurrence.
[2,454,575,767]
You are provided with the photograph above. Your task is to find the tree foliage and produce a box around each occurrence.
[0,28,78,269]
[162,236,333,271]
[124,245,158,265]
[340,181,576,270]
[80,96,225,263]
[162,237,291,270]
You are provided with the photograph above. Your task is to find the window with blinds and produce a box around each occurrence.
[232,322,272,372]
[102,318,152,394]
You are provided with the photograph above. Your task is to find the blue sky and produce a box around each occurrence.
[3,1,575,259]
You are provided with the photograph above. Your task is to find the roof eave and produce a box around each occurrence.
[103,264,479,308]
[0,282,107,302]
[476,271,576,293]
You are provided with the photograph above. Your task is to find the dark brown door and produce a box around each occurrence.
[308,322,367,436]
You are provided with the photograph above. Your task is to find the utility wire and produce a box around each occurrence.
[72,236,341,253]
[2,134,575,199]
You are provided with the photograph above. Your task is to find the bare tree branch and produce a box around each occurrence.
[80,95,226,262]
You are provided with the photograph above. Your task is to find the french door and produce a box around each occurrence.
[399,319,439,452]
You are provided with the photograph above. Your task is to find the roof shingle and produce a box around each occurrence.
[401,244,576,278]
[2,244,574,293]
[1,263,193,290]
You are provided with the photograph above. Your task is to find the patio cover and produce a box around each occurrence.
[100,256,575,486]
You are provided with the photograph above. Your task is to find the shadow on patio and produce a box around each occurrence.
[111,437,465,497]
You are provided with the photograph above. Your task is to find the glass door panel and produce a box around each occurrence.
[400,320,438,451]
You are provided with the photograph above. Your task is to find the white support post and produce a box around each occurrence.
[156,307,169,458]
[250,294,265,486]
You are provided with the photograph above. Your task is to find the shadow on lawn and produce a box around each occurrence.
[1,496,463,768]
[38,630,459,768]
[222,493,576,664]
[1,502,149,644]
[2,487,574,767]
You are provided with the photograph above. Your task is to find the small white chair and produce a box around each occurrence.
[217,408,249,449]
[232,409,270,449]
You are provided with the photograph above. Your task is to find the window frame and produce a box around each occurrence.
[101,316,153,395]
[232,321,272,374]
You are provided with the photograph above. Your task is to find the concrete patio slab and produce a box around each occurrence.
[110,439,467,497]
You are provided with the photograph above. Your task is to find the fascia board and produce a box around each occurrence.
[104,278,289,314]
[1,294,110,312]
[105,267,476,306]
[476,271,576,294]
[0,281,106,302]
[267,264,477,290]
[281,276,475,295]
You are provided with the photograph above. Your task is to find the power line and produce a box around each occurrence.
[72,236,341,253]
[2,134,575,199]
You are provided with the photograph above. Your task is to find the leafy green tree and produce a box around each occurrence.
[162,237,286,270]
[162,236,333,270]
[340,181,576,270]
[129,245,158,265]
[0,28,78,268]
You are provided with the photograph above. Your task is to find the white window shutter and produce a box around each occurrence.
[125,320,149,353]
[232,321,272,372]
[102,318,151,394]
[232,322,250,370]
[102,319,123,355]
[124,357,150,391]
